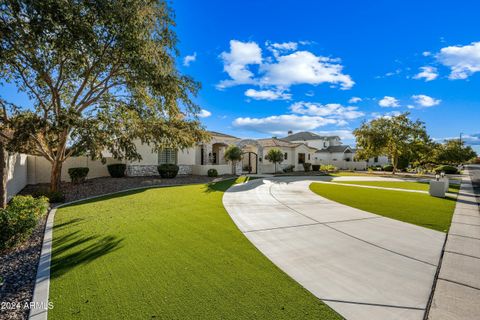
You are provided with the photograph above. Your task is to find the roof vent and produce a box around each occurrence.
[287,130,293,135]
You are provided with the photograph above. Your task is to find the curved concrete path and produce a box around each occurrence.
[223,176,446,320]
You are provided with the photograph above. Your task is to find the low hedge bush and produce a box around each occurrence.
[303,162,312,172]
[383,164,394,172]
[68,167,89,184]
[0,195,49,250]
[107,163,126,178]
[282,165,295,173]
[32,189,65,203]
[320,164,337,172]
[434,165,458,174]
[207,168,218,177]
[312,164,320,171]
[158,164,179,178]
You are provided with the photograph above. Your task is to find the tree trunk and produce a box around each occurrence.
[0,144,8,208]
[50,159,63,192]
[392,155,398,175]
[274,162,277,173]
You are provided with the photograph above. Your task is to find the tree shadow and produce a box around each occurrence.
[50,232,123,279]
[53,218,84,230]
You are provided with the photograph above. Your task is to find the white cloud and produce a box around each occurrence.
[413,66,438,81]
[316,130,354,140]
[436,41,480,79]
[290,102,364,120]
[218,40,354,91]
[260,51,354,90]
[371,111,402,119]
[244,89,291,101]
[217,40,262,88]
[411,94,441,107]
[198,109,212,118]
[348,97,362,103]
[183,52,197,67]
[422,51,432,57]
[232,115,338,135]
[378,96,400,108]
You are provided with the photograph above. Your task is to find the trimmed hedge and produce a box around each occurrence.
[320,164,337,172]
[434,165,458,174]
[312,164,320,171]
[303,162,312,172]
[283,165,294,173]
[68,167,89,184]
[107,164,126,178]
[0,195,49,250]
[207,168,218,177]
[158,164,179,179]
[383,164,394,172]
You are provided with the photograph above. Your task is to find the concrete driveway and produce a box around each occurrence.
[223,176,445,320]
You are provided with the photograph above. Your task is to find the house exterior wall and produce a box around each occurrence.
[6,153,28,200]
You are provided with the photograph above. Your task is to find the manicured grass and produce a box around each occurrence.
[49,177,341,320]
[310,183,457,232]
[335,180,460,193]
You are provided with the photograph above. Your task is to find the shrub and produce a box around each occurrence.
[320,164,337,172]
[282,165,295,173]
[207,168,218,177]
[157,164,179,178]
[303,162,312,172]
[68,167,89,184]
[32,189,65,203]
[0,195,49,250]
[434,165,458,174]
[107,163,126,178]
[383,164,394,172]
[312,164,320,171]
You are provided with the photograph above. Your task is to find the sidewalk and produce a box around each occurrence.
[428,165,480,319]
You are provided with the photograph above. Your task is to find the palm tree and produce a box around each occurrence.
[224,145,243,175]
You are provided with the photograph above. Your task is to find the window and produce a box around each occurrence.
[158,148,177,164]
[298,153,305,164]
[323,142,327,148]
[308,154,311,160]
[374,156,379,163]
[284,152,288,160]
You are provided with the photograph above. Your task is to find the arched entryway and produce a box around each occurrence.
[236,139,264,174]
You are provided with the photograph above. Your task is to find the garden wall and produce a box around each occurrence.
[6,153,28,200]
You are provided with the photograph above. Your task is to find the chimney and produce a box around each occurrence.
[287,130,293,135]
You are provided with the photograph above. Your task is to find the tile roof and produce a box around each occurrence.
[208,131,239,139]
[316,145,352,153]
[281,131,340,141]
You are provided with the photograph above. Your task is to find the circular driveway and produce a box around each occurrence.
[223,176,445,320]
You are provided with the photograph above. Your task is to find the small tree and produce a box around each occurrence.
[265,148,284,173]
[224,145,242,175]
[354,113,430,174]
[434,139,477,165]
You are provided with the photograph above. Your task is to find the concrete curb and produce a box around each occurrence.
[27,176,236,320]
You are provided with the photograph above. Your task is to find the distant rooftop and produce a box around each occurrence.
[316,145,352,153]
[208,131,239,139]
[281,131,340,142]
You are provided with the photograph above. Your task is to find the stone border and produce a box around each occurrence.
[28,177,235,320]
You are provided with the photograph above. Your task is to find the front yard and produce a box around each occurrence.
[49,177,341,319]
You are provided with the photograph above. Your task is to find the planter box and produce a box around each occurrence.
[429,180,446,198]
[441,178,449,192]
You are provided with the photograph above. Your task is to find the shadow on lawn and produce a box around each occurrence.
[51,232,123,279]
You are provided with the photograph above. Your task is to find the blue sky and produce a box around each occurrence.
[1,1,479,152]
[173,0,480,152]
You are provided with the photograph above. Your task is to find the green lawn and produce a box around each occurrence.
[310,183,457,232]
[49,177,341,320]
[334,180,460,193]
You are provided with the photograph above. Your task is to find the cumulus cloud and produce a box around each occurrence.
[198,109,212,118]
[232,115,338,135]
[413,66,438,81]
[290,102,364,120]
[244,89,291,101]
[378,96,400,108]
[218,40,354,91]
[217,40,262,89]
[422,51,432,57]
[411,94,441,107]
[348,97,362,103]
[436,41,480,79]
[183,52,197,67]
[371,111,402,119]
[315,130,354,140]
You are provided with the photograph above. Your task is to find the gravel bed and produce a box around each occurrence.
[0,216,47,320]
[2,174,233,319]
[20,174,229,203]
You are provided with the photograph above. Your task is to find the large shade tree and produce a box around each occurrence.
[353,113,430,174]
[434,139,477,165]
[0,0,208,192]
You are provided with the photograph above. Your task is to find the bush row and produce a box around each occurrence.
[0,196,49,251]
